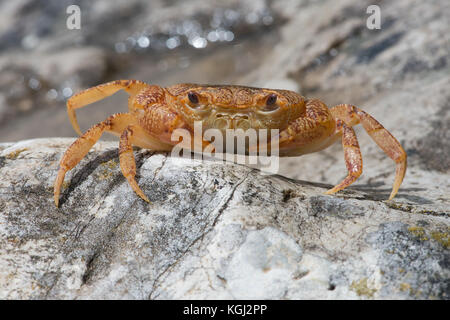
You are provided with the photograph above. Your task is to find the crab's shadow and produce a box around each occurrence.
[272,173,431,204]
[57,150,432,207]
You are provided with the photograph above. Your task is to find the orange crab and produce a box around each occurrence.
[54,80,407,207]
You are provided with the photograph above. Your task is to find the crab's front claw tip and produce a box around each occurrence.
[54,168,67,208]
[67,108,83,136]
[73,124,83,136]
[388,189,398,201]
[54,184,61,207]
[388,159,407,201]
[140,194,151,203]
[324,188,337,195]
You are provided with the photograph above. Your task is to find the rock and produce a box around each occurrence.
[0,138,448,299]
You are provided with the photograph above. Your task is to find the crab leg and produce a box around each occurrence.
[325,120,363,195]
[119,125,174,203]
[331,104,407,200]
[54,113,137,207]
[67,80,149,135]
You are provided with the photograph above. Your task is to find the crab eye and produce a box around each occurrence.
[266,94,277,106]
[188,92,199,104]
[259,93,279,112]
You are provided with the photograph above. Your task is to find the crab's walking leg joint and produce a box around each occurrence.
[54,113,137,207]
[331,104,407,199]
[325,120,363,195]
[118,125,167,203]
[66,80,148,135]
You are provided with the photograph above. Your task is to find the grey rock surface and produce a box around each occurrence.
[0,138,448,299]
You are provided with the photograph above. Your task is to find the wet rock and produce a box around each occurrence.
[0,47,108,125]
[0,138,448,299]
[33,47,108,88]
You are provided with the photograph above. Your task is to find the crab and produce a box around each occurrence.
[54,80,407,207]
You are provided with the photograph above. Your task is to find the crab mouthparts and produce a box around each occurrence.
[213,113,251,130]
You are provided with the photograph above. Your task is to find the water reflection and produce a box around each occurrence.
[0,0,282,141]
[113,6,273,54]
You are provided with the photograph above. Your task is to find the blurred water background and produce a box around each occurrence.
[0,0,284,141]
